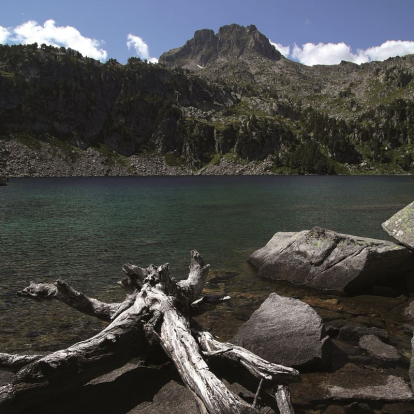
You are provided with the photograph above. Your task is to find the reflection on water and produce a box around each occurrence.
[0,175,413,351]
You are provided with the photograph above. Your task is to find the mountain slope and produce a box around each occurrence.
[1,24,414,177]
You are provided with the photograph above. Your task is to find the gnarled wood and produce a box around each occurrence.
[275,385,295,414]
[0,250,300,414]
[18,280,121,321]
[0,354,43,373]
[194,328,299,384]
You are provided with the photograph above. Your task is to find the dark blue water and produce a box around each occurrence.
[0,176,413,351]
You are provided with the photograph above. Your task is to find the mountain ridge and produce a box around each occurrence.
[159,24,282,70]
[1,24,414,177]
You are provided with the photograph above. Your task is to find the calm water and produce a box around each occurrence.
[0,176,413,351]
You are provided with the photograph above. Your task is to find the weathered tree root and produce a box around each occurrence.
[0,250,300,414]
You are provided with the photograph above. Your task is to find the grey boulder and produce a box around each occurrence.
[249,227,414,293]
[359,335,401,362]
[231,293,331,370]
[405,301,414,321]
[382,201,414,250]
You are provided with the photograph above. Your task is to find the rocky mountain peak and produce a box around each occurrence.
[159,24,281,70]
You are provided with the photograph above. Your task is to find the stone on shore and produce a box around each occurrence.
[290,364,413,405]
[382,201,414,250]
[231,293,332,370]
[249,227,414,293]
[328,373,412,402]
[359,335,401,362]
[405,301,414,321]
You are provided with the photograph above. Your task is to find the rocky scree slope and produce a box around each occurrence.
[1,23,414,177]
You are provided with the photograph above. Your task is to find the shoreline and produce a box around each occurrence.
[2,138,413,179]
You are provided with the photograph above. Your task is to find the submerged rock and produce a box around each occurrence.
[328,373,412,402]
[338,325,389,343]
[290,364,413,405]
[382,201,414,250]
[359,335,401,362]
[231,293,332,370]
[249,227,414,293]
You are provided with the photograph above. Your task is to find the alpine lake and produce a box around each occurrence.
[0,175,413,365]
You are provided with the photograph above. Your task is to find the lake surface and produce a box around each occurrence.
[0,175,413,352]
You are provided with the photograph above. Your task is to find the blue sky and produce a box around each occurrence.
[1,0,414,65]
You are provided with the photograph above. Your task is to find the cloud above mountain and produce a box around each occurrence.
[269,41,290,57]
[127,34,158,63]
[274,39,414,66]
[0,26,11,44]
[0,20,107,61]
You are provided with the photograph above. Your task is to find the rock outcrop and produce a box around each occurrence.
[231,293,332,370]
[382,201,414,251]
[249,227,414,293]
[159,24,281,70]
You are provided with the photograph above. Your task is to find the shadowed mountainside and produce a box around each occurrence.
[1,24,414,176]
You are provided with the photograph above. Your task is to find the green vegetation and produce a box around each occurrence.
[1,42,414,176]
[94,144,132,170]
[163,152,187,167]
[13,132,42,151]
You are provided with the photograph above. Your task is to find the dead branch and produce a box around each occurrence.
[0,250,299,414]
[17,280,121,321]
[0,354,43,373]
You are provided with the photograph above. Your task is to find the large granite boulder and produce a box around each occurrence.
[231,293,332,370]
[249,227,414,293]
[382,201,414,250]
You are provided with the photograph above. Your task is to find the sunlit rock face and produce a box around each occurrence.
[382,201,414,251]
[159,24,281,70]
[249,226,414,293]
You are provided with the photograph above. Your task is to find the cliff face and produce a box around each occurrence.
[1,24,414,177]
[159,24,281,70]
[0,44,237,161]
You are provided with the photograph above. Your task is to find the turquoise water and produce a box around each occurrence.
[0,176,413,351]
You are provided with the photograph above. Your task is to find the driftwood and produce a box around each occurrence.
[0,251,300,414]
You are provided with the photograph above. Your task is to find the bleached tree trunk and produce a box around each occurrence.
[0,251,299,414]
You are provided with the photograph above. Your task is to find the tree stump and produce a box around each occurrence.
[0,251,300,413]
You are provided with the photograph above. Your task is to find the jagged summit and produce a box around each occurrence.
[159,24,281,70]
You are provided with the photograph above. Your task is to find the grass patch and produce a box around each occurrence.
[0,71,15,81]
[164,152,187,167]
[13,132,42,151]
[93,143,132,170]
[43,134,82,162]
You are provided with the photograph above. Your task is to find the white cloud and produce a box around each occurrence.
[270,40,290,57]
[364,40,414,62]
[127,34,158,63]
[291,42,368,66]
[11,20,107,61]
[0,26,11,44]
[289,40,414,66]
